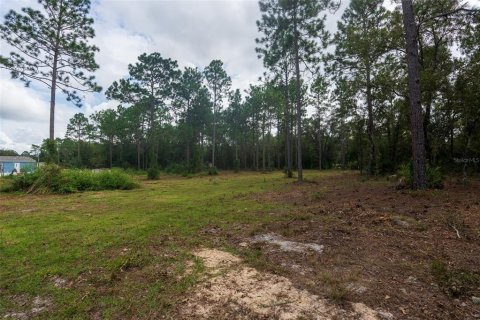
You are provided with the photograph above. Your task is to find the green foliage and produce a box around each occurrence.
[6,170,41,192]
[0,0,101,136]
[147,167,160,180]
[0,0,101,106]
[398,163,444,189]
[105,52,180,168]
[0,149,18,156]
[208,166,218,176]
[398,163,413,186]
[426,166,444,189]
[95,170,137,190]
[21,164,37,173]
[42,139,58,164]
[234,159,241,173]
[191,145,203,173]
[3,165,137,194]
[164,163,188,175]
[431,260,480,297]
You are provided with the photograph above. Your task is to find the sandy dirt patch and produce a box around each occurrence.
[179,248,392,319]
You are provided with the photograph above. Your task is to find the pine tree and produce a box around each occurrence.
[0,0,101,140]
[257,0,339,181]
[106,53,180,168]
[204,60,231,168]
[66,112,92,165]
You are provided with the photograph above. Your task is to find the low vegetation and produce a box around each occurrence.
[1,164,137,194]
[397,163,445,189]
[146,167,160,180]
[431,260,480,298]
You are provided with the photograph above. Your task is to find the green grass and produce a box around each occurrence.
[1,171,336,319]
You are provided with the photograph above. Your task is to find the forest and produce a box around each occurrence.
[1,0,479,188]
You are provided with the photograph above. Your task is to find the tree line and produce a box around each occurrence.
[1,0,479,187]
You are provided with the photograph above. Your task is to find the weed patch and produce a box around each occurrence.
[431,260,480,297]
[2,165,138,193]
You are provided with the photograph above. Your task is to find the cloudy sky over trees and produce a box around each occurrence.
[0,0,475,152]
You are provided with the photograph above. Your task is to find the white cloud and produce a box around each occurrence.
[89,0,264,92]
[84,100,119,116]
[0,78,49,123]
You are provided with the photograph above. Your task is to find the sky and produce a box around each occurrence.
[0,0,477,153]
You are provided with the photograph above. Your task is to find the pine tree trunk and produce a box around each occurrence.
[137,141,141,170]
[77,140,81,165]
[402,0,427,189]
[262,112,266,171]
[49,50,59,140]
[277,118,281,170]
[49,6,64,141]
[212,89,217,167]
[186,140,190,167]
[318,126,322,170]
[148,94,157,169]
[109,138,113,169]
[366,65,375,175]
[283,64,293,178]
[293,11,303,182]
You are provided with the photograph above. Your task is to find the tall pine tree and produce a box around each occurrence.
[0,0,101,140]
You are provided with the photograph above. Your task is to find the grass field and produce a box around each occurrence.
[1,170,479,319]
[0,171,303,319]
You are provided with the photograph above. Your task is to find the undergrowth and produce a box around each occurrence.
[431,260,480,298]
[2,164,138,194]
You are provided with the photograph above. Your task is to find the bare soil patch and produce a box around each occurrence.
[3,295,52,319]
[179,248,392,320]
[252,233,324,253]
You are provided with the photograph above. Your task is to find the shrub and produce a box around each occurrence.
[397,163,444,189]
[397,163,413,187]
[30,164,67,193]
[208,166,218,176]
[3,165,137,194]
[147,167,160,180]
[426,166,444,189]
[97,169,137,190]
[4,170,40,192]
[233,159,240,173]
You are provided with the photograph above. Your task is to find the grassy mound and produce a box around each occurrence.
[2,164,138,194]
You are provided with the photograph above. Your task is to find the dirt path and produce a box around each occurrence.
[178,248,393,320]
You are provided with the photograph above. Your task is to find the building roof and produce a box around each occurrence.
[0,156,36,162]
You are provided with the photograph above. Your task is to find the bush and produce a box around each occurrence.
[147,167,160,180]
[2,165,137,194]
[426,166,444,189]
[5,170,40,192]
[96,169,137,190]
[29,164,67,193]
[208,166,218,176]
[397,163,444,189]
[233,159,240,173]
[397,163,413,187]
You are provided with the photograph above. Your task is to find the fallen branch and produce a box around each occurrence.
[452,225,461,239]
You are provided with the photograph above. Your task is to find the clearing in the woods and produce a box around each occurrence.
[1,171,479,319]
